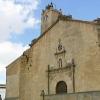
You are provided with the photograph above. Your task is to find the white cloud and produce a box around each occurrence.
[0,0,40,84]
[0,0,40,42]
[0,41,29,68]
[0,0,40,97]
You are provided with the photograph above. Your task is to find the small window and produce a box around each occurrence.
[44,15,48,21]
[58,58,62,68]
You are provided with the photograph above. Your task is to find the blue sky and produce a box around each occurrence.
[0,0,100,85]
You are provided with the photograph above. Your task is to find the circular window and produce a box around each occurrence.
[58,44,62,51]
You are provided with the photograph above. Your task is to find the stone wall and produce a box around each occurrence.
[19,19,100,100]
[44,91,100,100]
[6,58,21,100]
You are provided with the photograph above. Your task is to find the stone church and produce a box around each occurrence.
[6,3,100,100]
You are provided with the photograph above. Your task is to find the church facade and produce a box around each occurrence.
[6,3,100,100]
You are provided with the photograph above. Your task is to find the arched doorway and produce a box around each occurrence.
[56,81,67,94]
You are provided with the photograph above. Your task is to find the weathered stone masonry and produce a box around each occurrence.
[6,3,100,100]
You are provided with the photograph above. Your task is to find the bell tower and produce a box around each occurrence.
[41,3,61,34]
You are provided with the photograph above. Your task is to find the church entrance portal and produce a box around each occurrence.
[56,81,67,94]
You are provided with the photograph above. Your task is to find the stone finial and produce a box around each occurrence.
[46,2,53,10]
[29,38,37,47]
[41,90,45,96]
[50,2,53,7]
[59,9,62,14]
[94,18,100,24]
